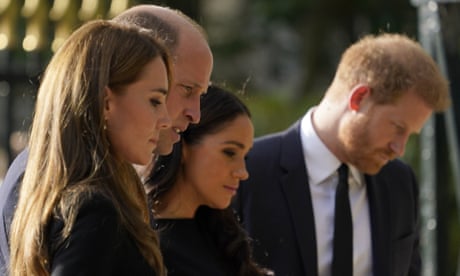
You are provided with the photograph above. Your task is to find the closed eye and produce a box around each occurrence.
[180,84,193,96]
[150,99,162,107]
[393,122,406,135]
[223,149,236,158]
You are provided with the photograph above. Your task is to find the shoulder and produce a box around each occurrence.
[49,193,129,274]
[369,159,419,201]
[49,192,121,249]
[377,159,416,181]
[0,149,29,268]
[250,121,301,157]
[77,192,118,218]
[0,149,29,209]
[254,122,299,146]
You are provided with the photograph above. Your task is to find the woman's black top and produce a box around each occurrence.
[48,195,156,276]
[154,217,230,276]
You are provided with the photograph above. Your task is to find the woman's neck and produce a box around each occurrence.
[154,180,199,219]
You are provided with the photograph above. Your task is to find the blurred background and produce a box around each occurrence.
[0,0,459,275]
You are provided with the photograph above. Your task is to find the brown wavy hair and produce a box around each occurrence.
[9,20,172,276]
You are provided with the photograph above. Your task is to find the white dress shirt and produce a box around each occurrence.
[300,108,373,276]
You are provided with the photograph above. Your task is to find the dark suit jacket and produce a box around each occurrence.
[233,121,421,276]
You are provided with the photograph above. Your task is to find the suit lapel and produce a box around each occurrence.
[366,174,391,276]
[275,121,394,276]
[279,122,318,276]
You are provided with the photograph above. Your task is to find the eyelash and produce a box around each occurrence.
[394,123,405,134]
[182,85,193,95]
[150,99,162,107]
[223,149,236,158]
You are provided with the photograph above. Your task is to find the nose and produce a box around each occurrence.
[185,97,201,124]
[232,166,249,181]
[390,136,408,157]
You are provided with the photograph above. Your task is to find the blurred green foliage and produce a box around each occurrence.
[0,0,458,274]
[242,91,321,137]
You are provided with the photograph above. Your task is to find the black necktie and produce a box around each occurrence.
[332,164,353,276]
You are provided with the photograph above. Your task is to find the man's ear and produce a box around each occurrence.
[348,84,370,111]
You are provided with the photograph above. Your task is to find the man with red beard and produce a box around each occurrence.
[233,33,450,276]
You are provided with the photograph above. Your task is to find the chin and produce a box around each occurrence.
[222,201,232,209]
[155,144,174,156]
[132,157,151,167]
[360,162,385,175]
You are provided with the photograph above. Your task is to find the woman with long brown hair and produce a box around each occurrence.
[9,20,172,275]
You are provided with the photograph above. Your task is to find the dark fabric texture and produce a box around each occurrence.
[48,194,156,276]
[332,164,352,276]
[0,149,156,276]
[233,121,421,276]
[154,217,229,276]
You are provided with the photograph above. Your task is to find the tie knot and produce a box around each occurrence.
[338,163,348,177]
[337,163,348,192]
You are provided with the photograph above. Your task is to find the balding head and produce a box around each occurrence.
[113,4,213,157]
[113,5,207,53]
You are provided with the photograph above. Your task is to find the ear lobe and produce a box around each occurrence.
[104,86,113,111]
[348,84,370,111]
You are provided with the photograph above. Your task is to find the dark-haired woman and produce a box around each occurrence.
[146,85,272,276]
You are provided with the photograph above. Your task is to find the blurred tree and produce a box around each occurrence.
[153,0,200,21]
[0,0,155,166]
[206,0,418,101]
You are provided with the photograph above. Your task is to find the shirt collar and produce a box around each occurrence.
[300,108,364,187]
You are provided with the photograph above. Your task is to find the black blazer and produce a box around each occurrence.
[233,121,421,276]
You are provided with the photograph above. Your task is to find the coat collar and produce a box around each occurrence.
[279,121,318,276]
[278,121,393,276]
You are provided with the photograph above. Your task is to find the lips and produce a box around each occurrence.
[224,185,239,195]
[171,124,187,142]
[170,128,181,143]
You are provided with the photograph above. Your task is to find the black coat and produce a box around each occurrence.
[48,194,156,275]
[0,150,156,276]
[233,121,421,276]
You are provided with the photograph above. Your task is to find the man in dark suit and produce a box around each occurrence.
[234,33,450,276]
[0,5,213,274]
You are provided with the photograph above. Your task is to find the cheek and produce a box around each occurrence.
[108,96,139,125]
[141,107,159,129]
[186,152,222,184]
[343,116,391,158]
[166,89,183,119]
[106,105,153,153]
[340,116,372,150]
[186,154,213,176]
